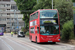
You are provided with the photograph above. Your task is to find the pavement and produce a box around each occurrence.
[0,33,75,50]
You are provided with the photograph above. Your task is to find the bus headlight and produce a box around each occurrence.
[58,39,60,40]
[56,36,60,40]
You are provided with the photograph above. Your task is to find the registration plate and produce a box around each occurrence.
[48,41,52,42]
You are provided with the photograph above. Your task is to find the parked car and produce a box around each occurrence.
[17,31,25,37]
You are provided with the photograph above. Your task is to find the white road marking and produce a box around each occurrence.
[0,38,14,50]
[6,37,38,50]
[7,36,50,50]
[5,35,75,50]
[23,37,75,50]
[58,43,75,47]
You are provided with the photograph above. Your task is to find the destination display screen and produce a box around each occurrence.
[40,19,58,25]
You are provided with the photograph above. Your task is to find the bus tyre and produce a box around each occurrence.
[36,38,40,44]
[31,36,33,42]
[17,35,19,37]
[23,36,25,37]
[53,42,56,44]
[36,37,39,44]
[36,37,37,43]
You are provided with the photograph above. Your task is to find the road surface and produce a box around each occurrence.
[0,33,75,50]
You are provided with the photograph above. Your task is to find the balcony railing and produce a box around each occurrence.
[0,10,20,13]
[0,6,11,9]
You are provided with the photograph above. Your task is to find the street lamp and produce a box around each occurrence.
[37,0,38,3]
[52,0,53,9]
[14,10,17,34]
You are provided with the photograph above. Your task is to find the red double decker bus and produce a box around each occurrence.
[29,9,60,43]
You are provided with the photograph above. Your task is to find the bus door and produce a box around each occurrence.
[30,26,35,41]
[35,25,40,42]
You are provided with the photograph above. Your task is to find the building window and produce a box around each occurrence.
[7,22,10,24]
[0,9,3,11]
[0,18,1,21]
[7,13,10,15]
[11,0,14,1]
[0,18,6,21]
[11,5,17,9]
[7,4,10,7]
[3,0,10,1]
[7,27,10,29]
[0,4,5,7]
[7,9,10,10]
[0,14,1,16]
[7,18,10,20]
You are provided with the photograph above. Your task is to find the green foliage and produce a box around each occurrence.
[22,27,28,33]
[22,27,24,32]
[26,33,29,35]
[34,0,73,26]
[33,0,55,10]
[55,1,73,25]
[72,0,75,2]
[14,0,36,29]
[14,0,36,10]
[15,0,74,40]
[61,20,74,41]
[26,31,29,35]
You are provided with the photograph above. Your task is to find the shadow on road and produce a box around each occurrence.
[38,42,59,45]
[31,42,60,45]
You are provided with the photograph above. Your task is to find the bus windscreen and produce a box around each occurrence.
[40,25,59,35]
[40,10,58,18]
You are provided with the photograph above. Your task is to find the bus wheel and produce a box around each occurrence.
[31,36,33,42]
[36,37,40,44]
[36,37,37,43]
[53,42,56,44]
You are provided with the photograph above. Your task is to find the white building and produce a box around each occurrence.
[0,0,24,32]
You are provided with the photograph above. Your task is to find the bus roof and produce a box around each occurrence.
[30,9,58,16]
[37,9,57,11]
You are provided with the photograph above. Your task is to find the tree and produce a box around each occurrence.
[72,0,75,2]
[61,20,74,41]
[55,0,73,25]
[33,0,55,10]
[14,0,36,29]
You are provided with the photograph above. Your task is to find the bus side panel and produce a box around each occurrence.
[30,33,35,41]
[0,33,3,35]
[0,27,4,36]
[39,34,60,42]
[29,25,36,42]
[29,19,39,42]
[36,34,40,42]
[35,25,40,42]
[37,11,41,43]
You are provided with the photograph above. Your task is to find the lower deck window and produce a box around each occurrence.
[30,27,34,33]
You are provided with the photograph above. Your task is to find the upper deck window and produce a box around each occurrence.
[30,12,38,21]
[40,10,58,18]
